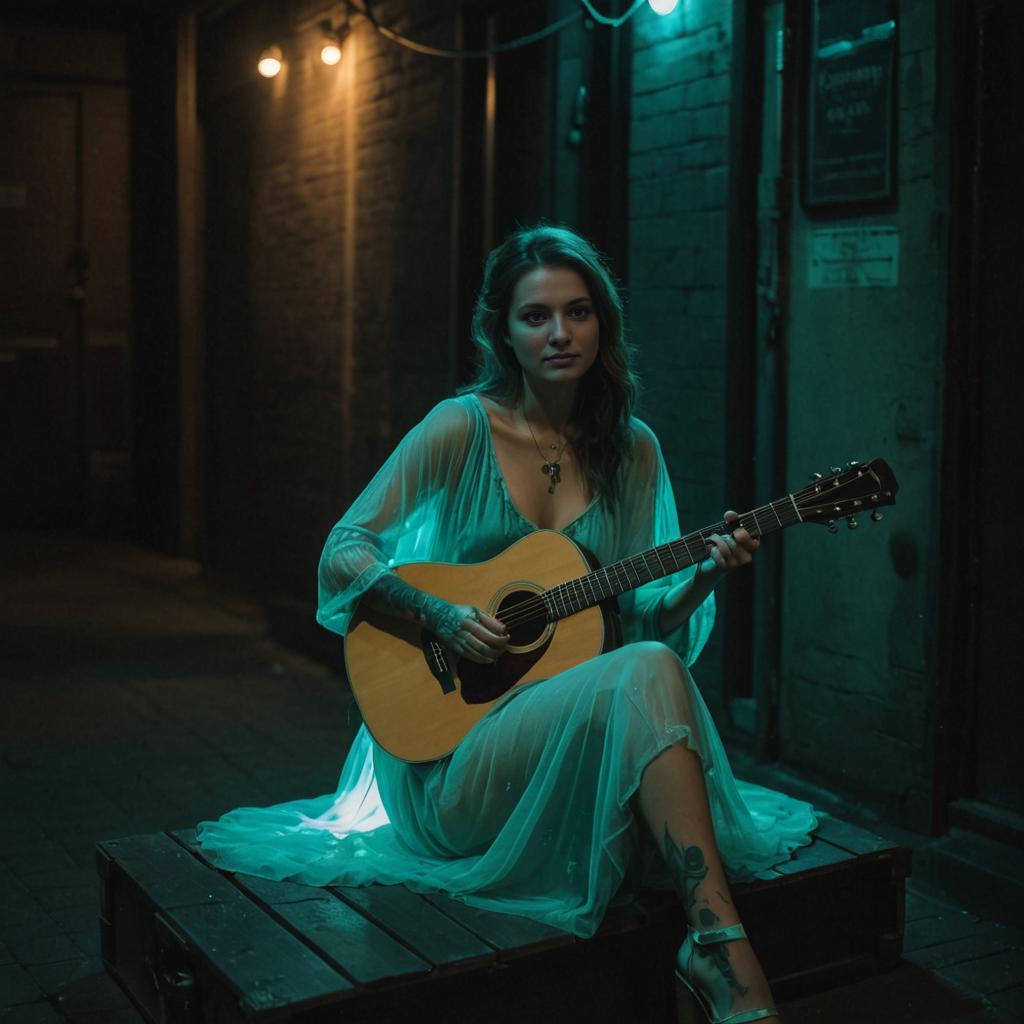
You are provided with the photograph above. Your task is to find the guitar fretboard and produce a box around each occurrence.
[542,496,803,621]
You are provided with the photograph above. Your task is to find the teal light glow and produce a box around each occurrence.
[648,0,679,14]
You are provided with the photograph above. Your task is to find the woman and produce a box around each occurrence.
[197,224,816,1023]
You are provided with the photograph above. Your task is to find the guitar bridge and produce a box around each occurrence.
[420,631,455,694]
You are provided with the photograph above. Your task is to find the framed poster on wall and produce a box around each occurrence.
[804,0,897,208]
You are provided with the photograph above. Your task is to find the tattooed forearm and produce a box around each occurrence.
[361,572,502,664]
[363,571,456,632]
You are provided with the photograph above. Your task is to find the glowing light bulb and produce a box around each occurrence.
[648,0,679,14]
[320,42,342,65]
[257,45,283,78]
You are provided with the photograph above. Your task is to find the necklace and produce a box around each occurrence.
[523,412,569,494]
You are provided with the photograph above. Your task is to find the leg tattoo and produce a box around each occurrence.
[662,825,708,910]
[664,827,749,1001]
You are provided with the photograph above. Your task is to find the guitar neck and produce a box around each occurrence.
[540,457,899,622]
[542,496,802,621]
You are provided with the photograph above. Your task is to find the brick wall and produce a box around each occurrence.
[628,0,735,714]
[201,2,459,615]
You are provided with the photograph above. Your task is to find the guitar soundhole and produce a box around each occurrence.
[497,589,548,649]
[458,589,551,705]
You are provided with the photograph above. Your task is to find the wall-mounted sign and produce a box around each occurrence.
[804,0,897,208]
[809,226,899,288]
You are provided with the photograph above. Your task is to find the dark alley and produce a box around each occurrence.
[2,0,1023,1021]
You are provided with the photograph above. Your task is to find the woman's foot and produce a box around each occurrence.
[675,923,779,1023]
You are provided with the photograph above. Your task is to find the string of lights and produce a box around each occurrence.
[259,0,676,75]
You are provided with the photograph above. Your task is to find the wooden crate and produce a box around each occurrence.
[96,816,910,1023]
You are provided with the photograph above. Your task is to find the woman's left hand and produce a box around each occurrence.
[659,511,760,635]
[700,510,760,578]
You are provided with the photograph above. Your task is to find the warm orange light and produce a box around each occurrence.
[320,42,342,66]
[257,45,283,78]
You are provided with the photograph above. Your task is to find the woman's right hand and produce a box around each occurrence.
[361,572,508,664]
[425,600,509,665]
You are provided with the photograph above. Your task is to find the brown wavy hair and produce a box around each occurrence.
[459,223,640,506]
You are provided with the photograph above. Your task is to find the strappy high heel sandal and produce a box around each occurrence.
[675,922,779,1024]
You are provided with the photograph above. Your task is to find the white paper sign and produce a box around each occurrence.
[809,226,899,288]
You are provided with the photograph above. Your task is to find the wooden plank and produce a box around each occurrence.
[774,834,855,876]
[168,900,357,1017]
[174,826,204,849]
[331,883,495,972]
[99,833,232,911]
[814,816,912,872]
[174,829,432,989]
[235,874,431,988]
[423,892,573,958]
[814,816,893,854]
[104,832,352,1018]
[103,816,911,1018]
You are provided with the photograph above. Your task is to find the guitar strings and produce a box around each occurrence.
[491,498,806,631]
[485,468,880,634]
[496,469,874,629]
[492,518,752,629]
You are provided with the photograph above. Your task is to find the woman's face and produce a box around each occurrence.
[505,265,600,387]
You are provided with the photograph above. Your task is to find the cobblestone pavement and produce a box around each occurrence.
[1,531,1020,1023]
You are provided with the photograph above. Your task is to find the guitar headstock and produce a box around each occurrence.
[794,458,899,533]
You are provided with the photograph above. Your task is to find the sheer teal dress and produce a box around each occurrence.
[196,394,817,938]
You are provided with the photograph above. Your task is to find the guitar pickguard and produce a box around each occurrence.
[458,639,553,704]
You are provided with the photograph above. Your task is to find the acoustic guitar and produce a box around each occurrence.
[344,458,899,763]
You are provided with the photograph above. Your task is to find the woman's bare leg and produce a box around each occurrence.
[639,743,779,1020]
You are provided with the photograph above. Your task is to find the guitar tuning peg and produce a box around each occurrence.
[870,510,884,522]
[830,465,842,475]
[827,520,838,534]
[847,515,859,530]
[847,460,860,469]
[809,472,823,482]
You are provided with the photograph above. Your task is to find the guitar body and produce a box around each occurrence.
[344,530,620,763]
[343,457,900,764]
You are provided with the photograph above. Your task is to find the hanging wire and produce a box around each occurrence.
[579,0,649,28]
[340,0,649,60]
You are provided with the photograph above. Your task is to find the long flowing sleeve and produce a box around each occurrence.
[196,399,477,879]
[614,421,715,666]
[316,399,472,637]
